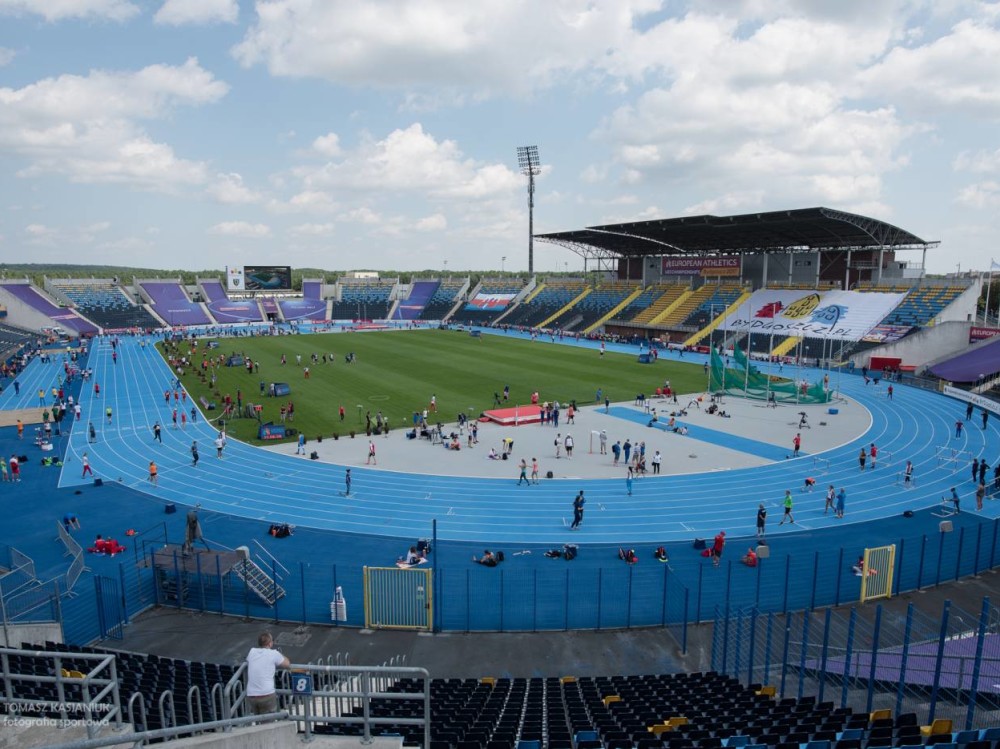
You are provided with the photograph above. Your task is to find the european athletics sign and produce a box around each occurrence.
[718,289,906,341]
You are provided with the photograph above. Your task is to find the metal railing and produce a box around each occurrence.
[712,596,1000,730]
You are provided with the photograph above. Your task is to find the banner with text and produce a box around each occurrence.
[718,289,906,341]
[226,266,244,292]
[970,326,1000,343]
[465,293,516,311]
[662,256,742,276]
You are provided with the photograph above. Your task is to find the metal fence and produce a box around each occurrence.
[712,597,1000,730]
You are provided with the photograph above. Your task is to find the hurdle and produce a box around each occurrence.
[934,445,971,469]
[894,470,917,488]
[811,456,831,475]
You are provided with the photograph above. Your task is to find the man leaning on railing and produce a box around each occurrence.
[245,631,290,715]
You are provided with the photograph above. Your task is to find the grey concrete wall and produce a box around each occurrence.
[0,621,62,648]
[0,286,57,333]
[850,320,972,368]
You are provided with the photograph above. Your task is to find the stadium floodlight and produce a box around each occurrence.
[516,145,542,274]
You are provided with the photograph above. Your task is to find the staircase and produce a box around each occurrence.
[655,286,714,327]
[584,286,644,334]
[771,336,802,357]
[683,290,753,347]
[232,557,286,606]
[538,287,592,330]
[632,285,687,324]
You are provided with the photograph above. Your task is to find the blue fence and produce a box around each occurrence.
[712,597,1000,730]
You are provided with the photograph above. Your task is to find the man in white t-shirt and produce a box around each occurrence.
[246,631,290,715]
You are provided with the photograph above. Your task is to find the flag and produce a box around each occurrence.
[991,259,1000,271]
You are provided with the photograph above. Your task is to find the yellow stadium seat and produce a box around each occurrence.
[920,719,952,737]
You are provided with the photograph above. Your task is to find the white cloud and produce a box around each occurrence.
[954,148,1000,174]
[290,222,335,236]
[267,190,339,214]
[956,181,1000,209]
[857,19,1000,118]
[294,123,521,199]
[155,0,237,26]
[0,47,14,66]
[312,132,341,157]
[23,220,112,246]
[208,173,263,204]
[0,58,227,191]
[232,0,663,95]
[685,191,765,215]
[340,206,381,224]
[208,221,272,238]
[0,0,139,21]
[415,213,446,231]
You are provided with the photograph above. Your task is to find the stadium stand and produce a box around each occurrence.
[201,280,264,323]
[503,279,589,328]
[545,281,638,332]
[139,281,212,326]
[0,321,34,355]
[448,280,525,326]
[627,285,689,324]
[877,284,966,327]
[419,279,466,320]
[654,284,717,328]
[50,279,160,330]
[680,284,746,329]
[394,280,439,320]
[0,281,99,336]
[331,279,396,320]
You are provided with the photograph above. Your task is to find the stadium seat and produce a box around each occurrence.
[922,721,953,738]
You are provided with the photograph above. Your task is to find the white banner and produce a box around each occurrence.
[718,289,906,341]
[226,266,245,292]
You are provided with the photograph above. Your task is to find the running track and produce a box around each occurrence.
[56,332,1000,545]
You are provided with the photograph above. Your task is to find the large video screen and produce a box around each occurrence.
[244,265,292,291]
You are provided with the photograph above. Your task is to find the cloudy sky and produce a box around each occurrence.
[1,0,999,274]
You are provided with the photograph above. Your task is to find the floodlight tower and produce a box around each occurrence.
[516,145,541,274]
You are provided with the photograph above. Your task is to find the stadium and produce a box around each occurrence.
[2,206,1000,748]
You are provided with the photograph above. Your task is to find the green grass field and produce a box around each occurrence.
[163,329,707,443]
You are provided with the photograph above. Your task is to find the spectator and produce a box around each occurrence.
[245,632,290,715]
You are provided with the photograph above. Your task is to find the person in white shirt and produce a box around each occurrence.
[245,631,290,715]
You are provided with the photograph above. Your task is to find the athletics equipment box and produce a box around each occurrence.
[273,382,291,397]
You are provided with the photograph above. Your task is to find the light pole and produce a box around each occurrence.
[443,259,448,276]
[516,145,541,274]
[501,256,506,274]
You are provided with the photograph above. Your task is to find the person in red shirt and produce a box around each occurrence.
[710,531,726,568]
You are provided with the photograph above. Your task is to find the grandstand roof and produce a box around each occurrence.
[537,206,937,260]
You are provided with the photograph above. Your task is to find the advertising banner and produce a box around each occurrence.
[465,293,516,311]
[661,256,742,276]
[969,326,1000,343]
[718,289,906,341]
[862,324,912,344]
[226,266,244,292]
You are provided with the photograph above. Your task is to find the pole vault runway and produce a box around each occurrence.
[59,333,999,544]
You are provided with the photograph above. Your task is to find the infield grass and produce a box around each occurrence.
[164,329,707,443]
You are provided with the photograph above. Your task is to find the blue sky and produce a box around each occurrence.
[1,0,999,275]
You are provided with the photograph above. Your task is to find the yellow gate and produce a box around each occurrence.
[363,566,433,630]
[860,544,896,602]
